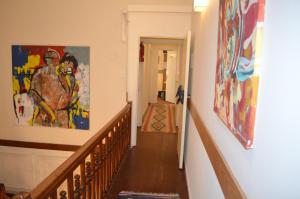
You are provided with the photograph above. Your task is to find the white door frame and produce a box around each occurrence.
[126,5,192,146]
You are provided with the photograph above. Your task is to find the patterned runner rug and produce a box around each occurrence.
[141,103,176,133]
[117,191,180,199]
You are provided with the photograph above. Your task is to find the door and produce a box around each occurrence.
[137,62,144,126]
[165,51,177,103]
[149,47,159,103]
[177,31,191,169]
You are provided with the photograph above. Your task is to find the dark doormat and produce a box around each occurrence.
[117,191,180,199]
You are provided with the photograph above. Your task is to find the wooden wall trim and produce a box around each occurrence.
[0,139,81,151]
[187,99,247,199]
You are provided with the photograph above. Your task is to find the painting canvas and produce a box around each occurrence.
[214,0,265,148]
[12,45,90,130]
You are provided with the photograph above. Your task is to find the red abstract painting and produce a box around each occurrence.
[214,0,265,148]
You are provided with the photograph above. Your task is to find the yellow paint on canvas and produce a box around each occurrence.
[24,77,31,91]
[56,65,60,76]
[23,55,40,69]
[12,76,20,94]
[233,81,241,103]
[82,111,88,118]
[76,108,80,116]
[30,107,40,125]
[17,67,22,74]
[254,24,264,70]
[69,111,75,129]
[66,76,71,88]
[251,76,259,107]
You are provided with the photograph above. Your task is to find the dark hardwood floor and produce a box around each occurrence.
[107,128,189,199]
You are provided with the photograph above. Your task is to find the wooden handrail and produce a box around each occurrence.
[20,102,132,199]
[0,140,80,151]
[187,99,246,199]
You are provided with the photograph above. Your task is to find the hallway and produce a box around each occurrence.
[141,97,177,134]
[107,128,189,199]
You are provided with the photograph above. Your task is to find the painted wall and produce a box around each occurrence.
[185,0,300,198]
[0,0,129,144]
[128,0,192,6]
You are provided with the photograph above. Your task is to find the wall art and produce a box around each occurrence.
[214,0,265,148]
[12,45,90,130]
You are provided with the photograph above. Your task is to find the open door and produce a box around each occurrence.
[165,51,177,103]
[177,31,191,169]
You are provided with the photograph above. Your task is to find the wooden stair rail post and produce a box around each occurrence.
[23,102,131,199]
[0,184,7,199]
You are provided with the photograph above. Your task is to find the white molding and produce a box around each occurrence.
[127,5,193,13]
[5,185,32,194]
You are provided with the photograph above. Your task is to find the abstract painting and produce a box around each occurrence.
[12,45,90,130]
[214,0,265,148]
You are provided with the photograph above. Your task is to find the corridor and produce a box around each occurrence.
[107,128,189,199]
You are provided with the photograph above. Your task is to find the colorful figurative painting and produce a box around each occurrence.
[214,0,265,148]
[12,45,90,130]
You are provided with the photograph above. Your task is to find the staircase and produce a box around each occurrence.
[1,102,131,199]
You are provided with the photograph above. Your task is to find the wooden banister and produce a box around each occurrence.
[23,102,132,199]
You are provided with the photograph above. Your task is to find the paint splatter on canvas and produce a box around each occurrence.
[214,0,265,148]
[12,45,90,130]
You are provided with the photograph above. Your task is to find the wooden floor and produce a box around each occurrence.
[107,128,189,199]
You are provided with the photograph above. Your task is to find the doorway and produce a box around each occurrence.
[126,5,192,169]
[136,35,191,169]
[137,37,182,131]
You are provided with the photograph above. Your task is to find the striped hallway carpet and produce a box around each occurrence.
[141,103,176,133]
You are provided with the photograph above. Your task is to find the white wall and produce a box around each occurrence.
[185,0,300,198]
[0,147,73,193]
[185,115,224,199]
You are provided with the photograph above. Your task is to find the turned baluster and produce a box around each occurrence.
[112,127,117,174]
[80,162,86,199]
[94,148,100,199]
[102,137,108,197]
[107,132,112,186]
[59,191,67,199]
[120,120,124,161]
[100,139,105,198]
[86,162,92,199]
[74,174,81,199]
